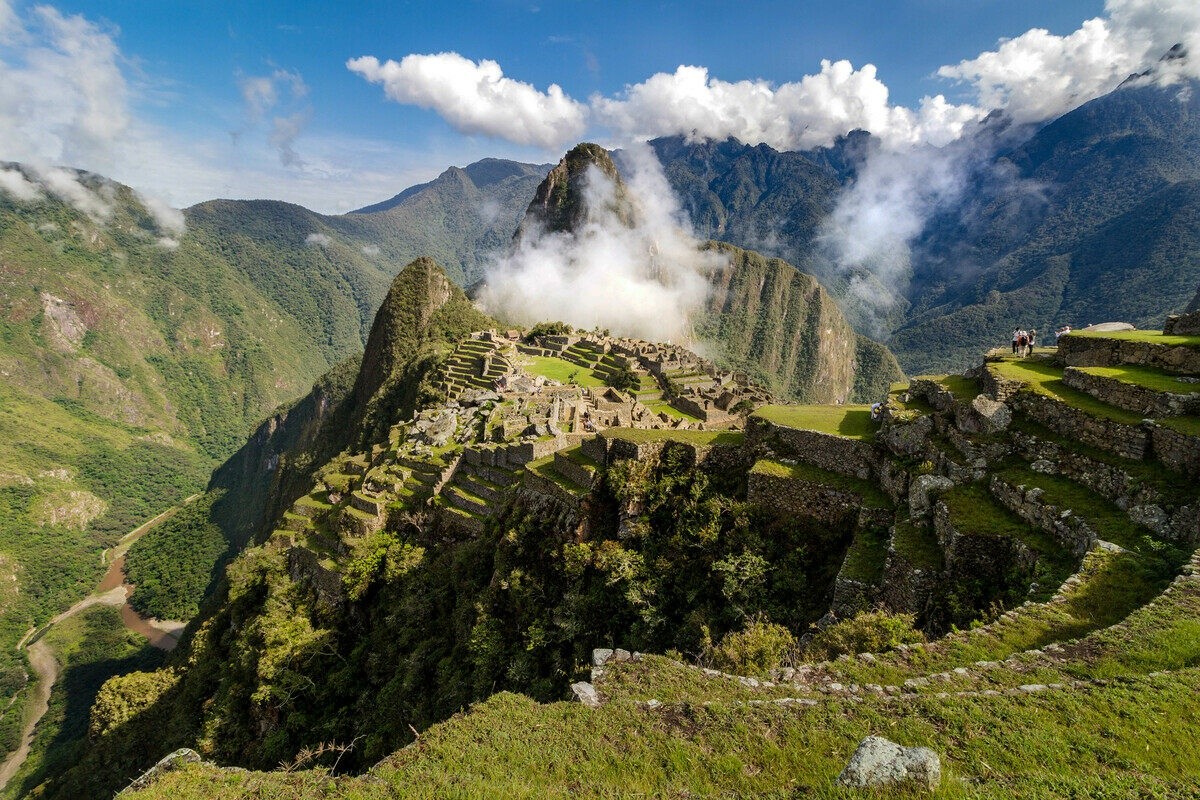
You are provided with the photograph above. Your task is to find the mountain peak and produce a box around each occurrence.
[515,142,631,239]
[354,257,495,406]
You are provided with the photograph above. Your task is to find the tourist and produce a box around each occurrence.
[1012,328,1020,354]
[870,402,883,421]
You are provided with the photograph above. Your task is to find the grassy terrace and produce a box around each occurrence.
[1066,329,1200,347]
[751,404,876,440]
[524,453,587,494]
[602,428,745,446]
[524,355,606,387]
[128,665,1200,798]
[644,399,702,422]
[943,483,1074,597]
[751,458,892,508]
[991,359,1200,436]
[1076,364,1200,394]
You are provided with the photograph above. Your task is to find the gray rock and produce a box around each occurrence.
[970,395,1012,433]
[570,681,601,708]
[118,748,203,795]
[1129,504,1170,537]
[836,736,942,790]
[592,648,614,666]
[1030,458,1058,474]
[909,474,954,519]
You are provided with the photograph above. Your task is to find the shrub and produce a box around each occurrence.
[705,619,796,676]
[804,610,925,661]
[526,321,573,339]
[608,366,639,392]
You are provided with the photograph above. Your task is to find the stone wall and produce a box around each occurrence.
[978,364,1027,402]
[746,416,877,480]
[1010,393,1151,460]
[1056,334,1200,375]
[1009,430,1159,508]
[1149,425,1200,477]
[933,501,1038,593]
[287,546,345,610]
[553,451,596,488]
[747,470,865,528]
[988,475,1097,557]
[1063,367,1200,417]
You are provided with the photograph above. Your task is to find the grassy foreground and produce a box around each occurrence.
[122,667,1200,799]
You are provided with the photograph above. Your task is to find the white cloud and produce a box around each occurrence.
[939,0,1200,126]
[136,190,186,235]
[346,52,588,148]
[305,232,331,247]
[478,143,715,342]
[360,244,380,256]
[237,69,313,168]
[35,166,113,220]
[593,61,982,151]
[0,166,43,201]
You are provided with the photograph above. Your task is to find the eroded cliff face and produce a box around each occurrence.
[701,241,903,403]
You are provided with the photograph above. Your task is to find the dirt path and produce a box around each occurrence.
[0,642,57,790]
[0,493,201,792]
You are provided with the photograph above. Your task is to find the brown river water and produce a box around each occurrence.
[97,553,182,651]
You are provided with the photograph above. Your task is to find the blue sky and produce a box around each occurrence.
[2,0,1195,212]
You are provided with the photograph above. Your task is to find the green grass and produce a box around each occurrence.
[602,428,745,446]
[750,459,892,508]
[914,374,980,400]
[989,360,1144,425]
[122,665,1200,799]
[1066,329,1200,348]
[1077,365,1200,394]
[643,400,702,422]
[839,527,889,583]
[992,359,1200,436]
[752,404,876,439]
[525,356,606,387]
[525,454,587,494]
[891,518,944,571]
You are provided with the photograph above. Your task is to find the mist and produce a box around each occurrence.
[476,143,718,343]
[817,117,1042,337]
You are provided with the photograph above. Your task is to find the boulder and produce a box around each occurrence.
[881,414,933,457]
[570,681,601,708]
[957,395,1012,435]
[836,736,941,790]
[1164,310,1200,336]
[909,474,954,519]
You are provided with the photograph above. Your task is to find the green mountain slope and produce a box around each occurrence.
[333,159,549,286]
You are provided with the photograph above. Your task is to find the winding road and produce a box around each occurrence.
[0,494,200,792]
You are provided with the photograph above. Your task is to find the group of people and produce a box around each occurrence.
[1011,328,1037,356]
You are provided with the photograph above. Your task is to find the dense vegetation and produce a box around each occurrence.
[125,494,228,621]
[1,607,161,800]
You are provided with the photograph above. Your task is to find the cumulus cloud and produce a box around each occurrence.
[940,0,1200,126]
[360,244,380,256]
[346,52,588,148]
[36,166,114,221]
[477,144,715,342]
[305,232,331,247]
[593,62,981,151]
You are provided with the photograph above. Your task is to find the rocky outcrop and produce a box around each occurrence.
[1164,309,1200,336]
[836,736,941,790]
